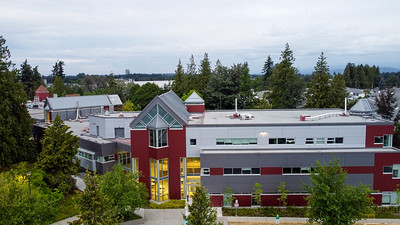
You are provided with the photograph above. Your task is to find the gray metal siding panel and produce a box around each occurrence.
[201,152,375,168]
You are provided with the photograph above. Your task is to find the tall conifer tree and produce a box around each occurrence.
[172,60,186,97]
[0,36,35,167]
[268,43,304,109]
[306,52,331,108]
[37,114,80,193]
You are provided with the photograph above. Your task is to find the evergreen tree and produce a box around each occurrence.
[198,53,212,96]
[53,75,65,97]
[204,60,231,109]
[306,52,331,108]
[238,62,253,108]
[261,55,274,86]
[71,171,121,225]
[375,87,397,119]
[52,60,65,79]
[37,114,80,193]
[0,36,36,167]
[183,186,222,225]
[102,163,148,219]
[19,59,35,100]
[268,43,304,109]
[304,159,373,225]
[186,55,199,94]
[172,60,186,97]
[330,73,347,108]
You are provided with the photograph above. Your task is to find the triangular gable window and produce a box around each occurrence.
[134,104,180,129]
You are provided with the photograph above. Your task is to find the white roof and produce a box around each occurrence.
[45,95,122,110]
[184,91,204,104]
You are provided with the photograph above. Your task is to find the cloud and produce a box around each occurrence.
[1,0,399,75]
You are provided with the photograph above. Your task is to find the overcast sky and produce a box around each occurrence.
[1,0,399,75]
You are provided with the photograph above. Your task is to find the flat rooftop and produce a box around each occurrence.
[188,109,391,126]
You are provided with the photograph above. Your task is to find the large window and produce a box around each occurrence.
[384,135,393,147]
[150,158,169,202]
[269,138,295,144]
[223,167,260,175]
[97,154,115,163]
[149,128,168,148]
[180,157,201,199]
[216,138,257,145]
[282,167,311,175]
[118,150,131,171]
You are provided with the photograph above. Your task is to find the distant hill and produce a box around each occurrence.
[380,67,400,73]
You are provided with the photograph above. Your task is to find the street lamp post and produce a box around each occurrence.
[26,172,32,204]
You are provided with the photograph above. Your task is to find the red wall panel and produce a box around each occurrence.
[371,193,382,205]
[232,195,252,207]
[261,167,282,175]
[210,195,223,207]
[131,127,187,200]
[186,104,205,113]
[287,194,308,206]
[261,195,280,206]
[365,125,394,148]
[373,153,400,192]
[343,166,374,174]
[210,168,223,175]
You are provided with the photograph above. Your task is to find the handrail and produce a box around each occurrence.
[304,112,342,121]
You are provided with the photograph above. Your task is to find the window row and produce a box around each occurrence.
[305,137,343,145]
[374,135,393,147]
[282,167,312,174]
[216,138,257,145]
[269,138,295,145]
[223,167,260,175]
[77,149,94,160]
[383,165,400,178]
[97,154,115,163]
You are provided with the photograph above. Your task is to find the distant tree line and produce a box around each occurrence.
[343,63,382,89]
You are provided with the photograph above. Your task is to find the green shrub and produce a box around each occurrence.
[149,200,185,209]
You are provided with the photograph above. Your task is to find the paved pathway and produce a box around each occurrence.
[52,207,400,225]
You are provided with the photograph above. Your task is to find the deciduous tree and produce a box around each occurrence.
[132,82,161,109]
[252,183,262,206]
[183,186,222,225]
[304,159,373,225]
[71,171,121,225]
[0,36,36,167]
[101,163,148,219]
[37,114,80,193]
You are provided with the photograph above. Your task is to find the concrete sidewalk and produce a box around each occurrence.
[52,208,400,225]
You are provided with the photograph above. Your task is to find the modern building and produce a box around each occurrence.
[44,94,122,122]
[129,91,400,206]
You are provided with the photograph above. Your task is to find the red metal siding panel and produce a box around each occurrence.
[232,195,252,207]
[261,167,282,175]
[374,153,400,191]
[287,194,308,206]
[210,195,223,207]
[186,104,205,113]
[210,168,223,175]
[131,129,151,196]
[343,166,374,174]
[365,125,394,148]
[261,195,280,206]
[371,193,382,205]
